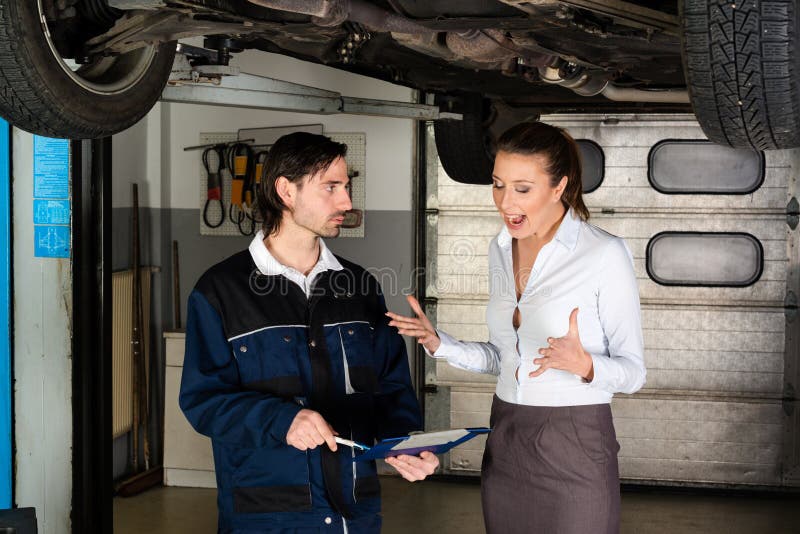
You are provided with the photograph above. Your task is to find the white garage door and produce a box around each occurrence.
[425,114,800,487]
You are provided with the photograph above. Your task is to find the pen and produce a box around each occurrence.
[334,437,370,451]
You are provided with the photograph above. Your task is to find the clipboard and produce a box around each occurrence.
[353,427,491,462]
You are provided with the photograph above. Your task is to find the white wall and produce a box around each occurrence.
[113,48,417,212]
[112,104,165,209]
[12,129,72,534]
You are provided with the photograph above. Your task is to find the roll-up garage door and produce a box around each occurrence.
[425,114,799,487]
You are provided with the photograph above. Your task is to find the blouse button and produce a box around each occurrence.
[309,340,317,348]
[347,329,354,336]
[239,345,247,353]
[283,336,291,343]
[324,517,332,525]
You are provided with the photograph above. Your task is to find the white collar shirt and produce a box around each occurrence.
[431,208,646,406]
[248,229,344,298]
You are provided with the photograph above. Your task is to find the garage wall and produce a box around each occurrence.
[112,50,419,479]
[12,130,72,534]
[427,114,799,488]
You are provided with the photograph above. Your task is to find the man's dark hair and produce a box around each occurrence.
[256,132,348,236]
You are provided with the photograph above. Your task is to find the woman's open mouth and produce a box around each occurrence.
[505,214,527,230]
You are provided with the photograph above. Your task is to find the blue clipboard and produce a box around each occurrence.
[353,427,491,462]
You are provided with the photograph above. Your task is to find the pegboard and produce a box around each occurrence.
[330,132,365,238]
[197,131,366,237]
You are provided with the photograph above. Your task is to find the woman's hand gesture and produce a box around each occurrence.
[531,307,594,381]
[386,295,441,354]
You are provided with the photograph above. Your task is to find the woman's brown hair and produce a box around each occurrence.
[496,122,589,221]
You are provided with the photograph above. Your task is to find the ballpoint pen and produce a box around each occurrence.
[334,436,370,451]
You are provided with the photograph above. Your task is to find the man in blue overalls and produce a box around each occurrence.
[180,132,438,533]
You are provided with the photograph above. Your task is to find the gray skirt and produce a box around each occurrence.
[481,395,621,534]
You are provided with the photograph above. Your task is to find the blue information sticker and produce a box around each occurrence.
[34,226,70,258]
[33,199,70,225]
[33,136,69,199]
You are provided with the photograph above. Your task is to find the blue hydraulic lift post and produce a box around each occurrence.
[0,119,10,508]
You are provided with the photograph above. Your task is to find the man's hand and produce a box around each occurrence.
[386,295,441,354]
[286,409,338,452]
[530,307,594,381]
[385,451,439,482]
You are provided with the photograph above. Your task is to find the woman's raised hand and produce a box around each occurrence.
[532,307,594,381]
[386,295,441,354]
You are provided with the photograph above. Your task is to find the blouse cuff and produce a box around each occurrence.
[424,329,459,359]
[586,353,615,393]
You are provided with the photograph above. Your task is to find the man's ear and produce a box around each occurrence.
[275,176,295,209]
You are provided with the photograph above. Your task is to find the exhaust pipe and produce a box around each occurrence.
[246,0,435,33]
[538,65,689,103]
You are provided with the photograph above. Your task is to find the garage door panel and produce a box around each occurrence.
[451,390,494,412]
[641,308,784,332]
[645,370,781,394]
[437,214,786,243]
[451,411,491,432]
[437,256,786,287]
[586,187,785,210]
[438,320,784,354]
[438,183,786,210]
[439,303,786,334]
[593,165,790,190]
[559,125,705,146]
[644,329,782,353]
[636,281,785,303]
[646,348,783,374]
[438,214,503,236]
[611,397,784,425]
[449,449,483,472]
[439,304,786,372]
[618,437,780,464]
[632,259,786,284]
[436,360,497,384]
[435,272,785,302]
[438,213,786,242]
[614,417,781,445]
[437,179,493,207]
[593,216,786,239]
[437,302,489,325]
[619,458,780,485]
[625,237,784,262]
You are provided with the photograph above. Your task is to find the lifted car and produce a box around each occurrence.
[0,1,797,183]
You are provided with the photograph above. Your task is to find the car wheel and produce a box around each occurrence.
[681,0,800,150]
[0,0,176,139]
[433,93,495,185]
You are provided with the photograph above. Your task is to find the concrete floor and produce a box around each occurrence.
[114,477,800,534]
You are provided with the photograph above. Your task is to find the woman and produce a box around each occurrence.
[386,121,646,533]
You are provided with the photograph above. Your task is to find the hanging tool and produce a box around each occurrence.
[201,144,226,228]
[228,142,256,235]
[251,149,269,228]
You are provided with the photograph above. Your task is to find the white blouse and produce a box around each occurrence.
[431,208,646,406]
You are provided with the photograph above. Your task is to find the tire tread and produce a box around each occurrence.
[682,0,799,150]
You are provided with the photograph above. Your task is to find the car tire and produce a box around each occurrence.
[0,0,176,139]
[681,0,800,150]
[433,93,495,185]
